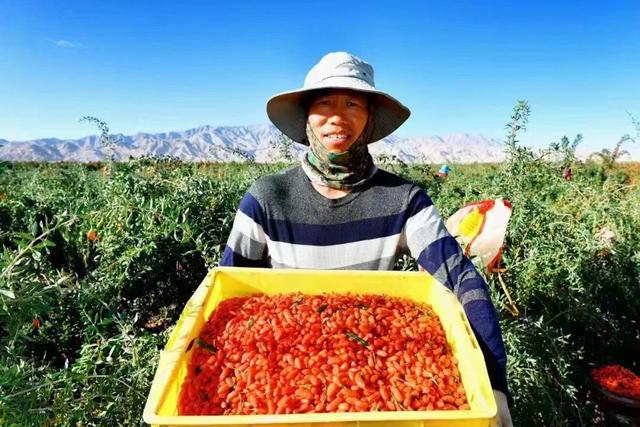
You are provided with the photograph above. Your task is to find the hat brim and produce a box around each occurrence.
[266,80,411,145]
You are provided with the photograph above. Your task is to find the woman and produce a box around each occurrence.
[220,52,513,425]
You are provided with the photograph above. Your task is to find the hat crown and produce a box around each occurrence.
[304,52,375,88]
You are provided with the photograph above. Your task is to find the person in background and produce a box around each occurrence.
[220,51,513,426]
[437,164,451,178]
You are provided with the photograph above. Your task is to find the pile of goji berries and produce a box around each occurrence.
[178,293,469,415]
[591,364,640,401]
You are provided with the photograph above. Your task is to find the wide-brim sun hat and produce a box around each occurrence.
[266,52,411,145]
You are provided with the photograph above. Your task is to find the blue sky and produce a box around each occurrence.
[1,0,638,150]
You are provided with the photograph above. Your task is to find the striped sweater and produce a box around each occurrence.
[220,165,511,402]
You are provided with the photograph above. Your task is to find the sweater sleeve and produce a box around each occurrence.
[401,186,512,405]
[219,188,270,268]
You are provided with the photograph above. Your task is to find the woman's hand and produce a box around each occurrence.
[492,389,513,427]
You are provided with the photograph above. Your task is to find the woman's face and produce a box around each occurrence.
[307,89,370,153]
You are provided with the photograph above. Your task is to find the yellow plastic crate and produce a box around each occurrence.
[143,267,497,427]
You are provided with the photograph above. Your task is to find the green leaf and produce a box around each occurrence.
[345,331,369,348]
[16,232,34,242]
[41,239,57,248]
[0,288,16,299]
[196,338,218,353]
[100,318,114,326]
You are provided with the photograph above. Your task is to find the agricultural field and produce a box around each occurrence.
[1,140,639,425]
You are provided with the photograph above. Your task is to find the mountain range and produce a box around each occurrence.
[1,124,635,163]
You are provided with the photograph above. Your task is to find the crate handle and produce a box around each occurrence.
[460,308,479,350]
[164,269,218,355]
[163,301,192,352]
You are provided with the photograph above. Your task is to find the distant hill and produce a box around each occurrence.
[0,124,518,163]
[4,124,637,163]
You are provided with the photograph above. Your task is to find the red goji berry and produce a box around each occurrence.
[177,293,467,415]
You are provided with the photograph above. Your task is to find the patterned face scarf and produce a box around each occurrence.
[301,109,377,190]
